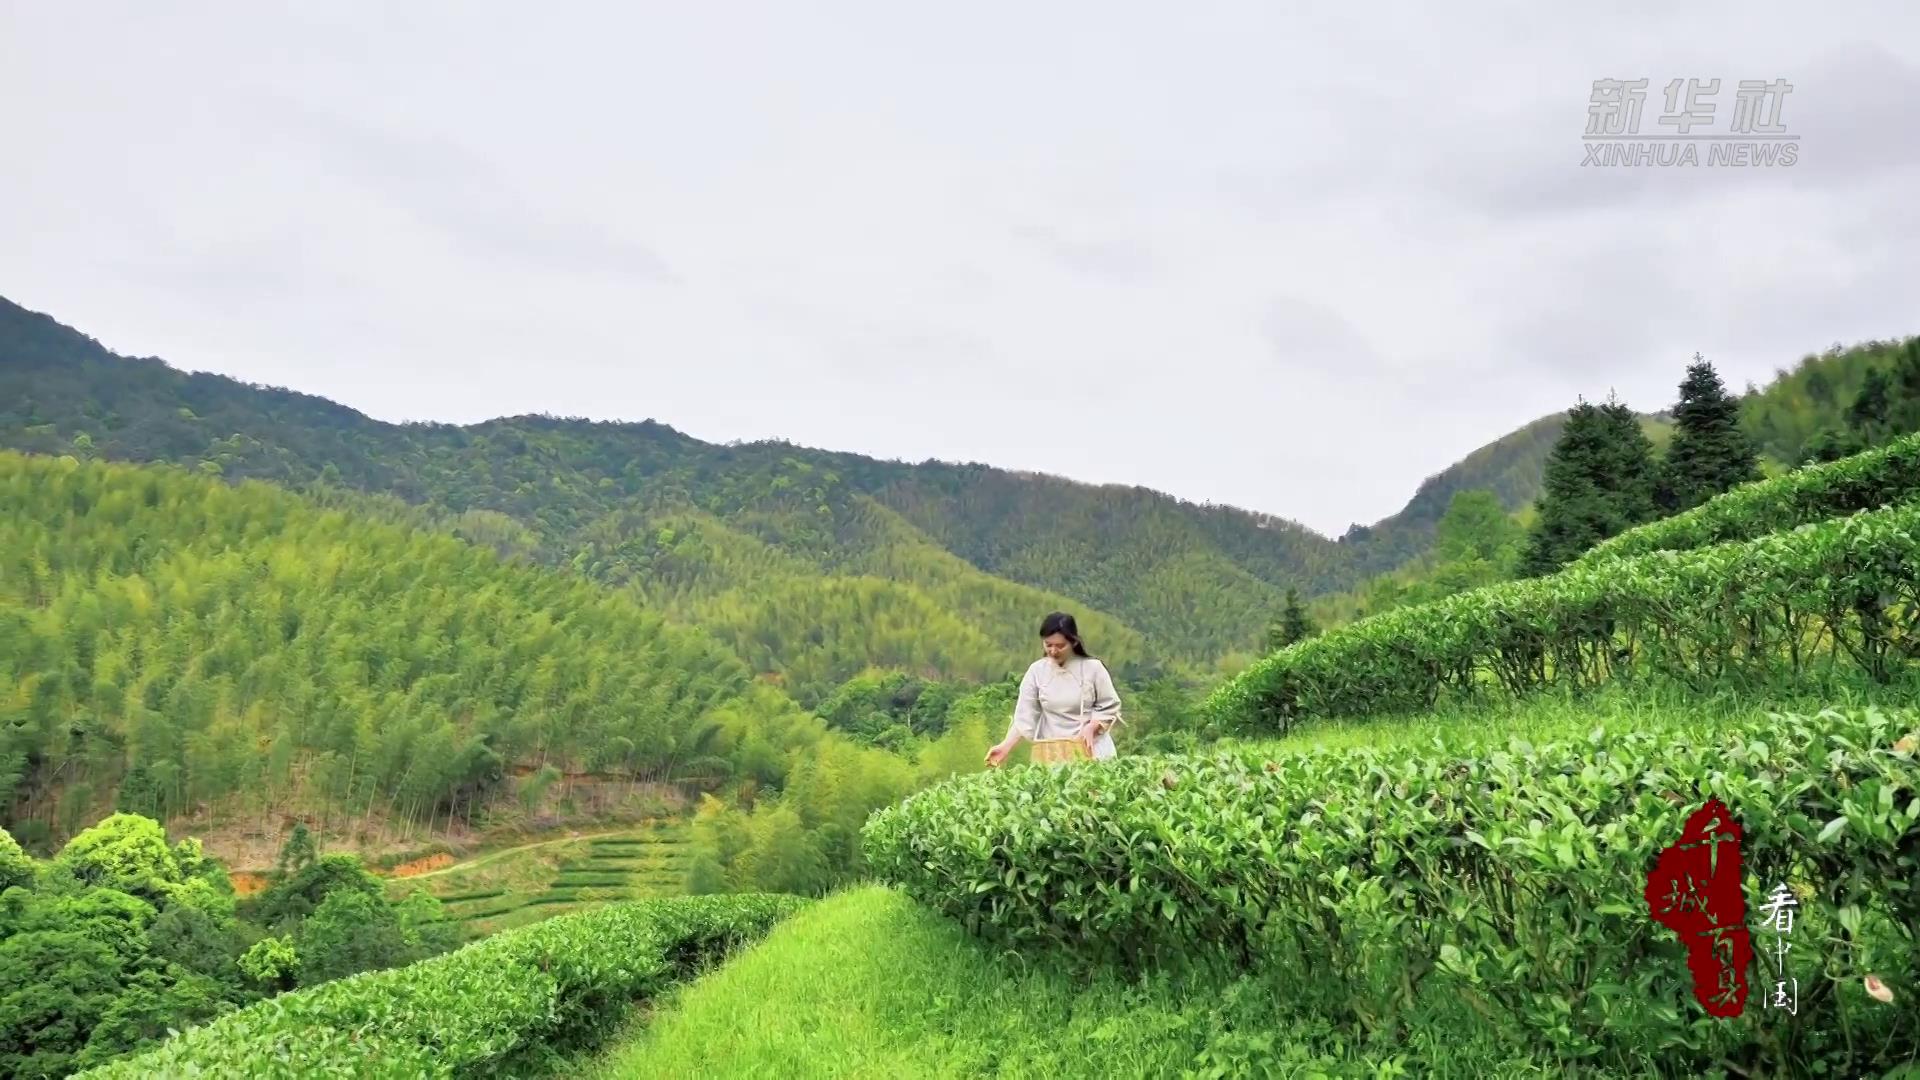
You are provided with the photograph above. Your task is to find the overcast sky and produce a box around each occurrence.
[4,3,1917,536]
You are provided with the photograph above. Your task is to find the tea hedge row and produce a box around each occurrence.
[73,892,808,1078]
[862,706,1920,1074]
[1575,430,1920,567]
[1204,499,1920,733]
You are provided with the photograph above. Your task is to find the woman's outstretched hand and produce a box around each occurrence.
[985,740,1014,767]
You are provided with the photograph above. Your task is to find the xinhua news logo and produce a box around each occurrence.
[1584,78,1799,167]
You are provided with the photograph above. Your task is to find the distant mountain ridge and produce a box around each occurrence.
[0,295,1371,681]
[6,293,1903,681]
[1342,410,1677,567]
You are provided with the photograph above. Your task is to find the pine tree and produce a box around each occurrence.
[1519,395,1659,577]
[1658,353,1761,513]
[1893,338,1920,435]
[275,822,317,879]
[1266,588,1315,651]
[1847,367,1894,446]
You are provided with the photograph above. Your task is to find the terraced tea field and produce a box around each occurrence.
[386,821,696,939]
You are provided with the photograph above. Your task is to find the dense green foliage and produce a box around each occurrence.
[812,670,972,749]
[595,499,1152,704]
[1574,430,1920,567]
[71,892,806,1078]
[1,814,456,1078]
[1206,497,1920,731]
[0,451,833,842]
[1262,588,1315,652]
[9,297,1917,677]
[8,296,1914,683]
[0,449,1188,933]
[864,706,1920,1076]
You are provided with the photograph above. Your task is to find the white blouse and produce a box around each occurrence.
[1007,654,1122,759]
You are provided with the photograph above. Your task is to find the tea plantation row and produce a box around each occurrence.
[1574,430,1920,566]
[1204,493,1920,732]
[72,893,807,1078]
[862,705,1919,1075]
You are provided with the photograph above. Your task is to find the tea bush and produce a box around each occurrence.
[1575,430,1920,567]
[72,892,807,1078]
[862,706,1920,1075]
[1204,499,1920,733]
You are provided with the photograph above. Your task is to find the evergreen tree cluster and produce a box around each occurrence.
[1520,355,1760,577]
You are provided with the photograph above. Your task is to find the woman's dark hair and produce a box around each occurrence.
[1039,611,1090,657]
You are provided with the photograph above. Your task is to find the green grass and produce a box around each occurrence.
[579,885,1568,1079]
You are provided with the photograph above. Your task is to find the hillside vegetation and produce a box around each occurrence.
[1342,410,1671,567]
[1312,342,1920,633]
[0,450,828,847]
[1744,335,1920,465]
[8,291,1920,1077]
[0,295,1355,675]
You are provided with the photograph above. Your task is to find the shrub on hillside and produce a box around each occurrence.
[862,706,1919,1075]
[1205,499,1920,733]
[72,893,807,1078]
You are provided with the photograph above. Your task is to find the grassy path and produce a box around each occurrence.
[577,886,1557,1079]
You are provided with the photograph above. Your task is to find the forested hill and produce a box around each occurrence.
[1,294,1367,678]
[0,449,828,849]
[1344,410,1676,566]
[1339,335,1920,569]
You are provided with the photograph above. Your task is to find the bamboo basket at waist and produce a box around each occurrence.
[1029,737,1090,765]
